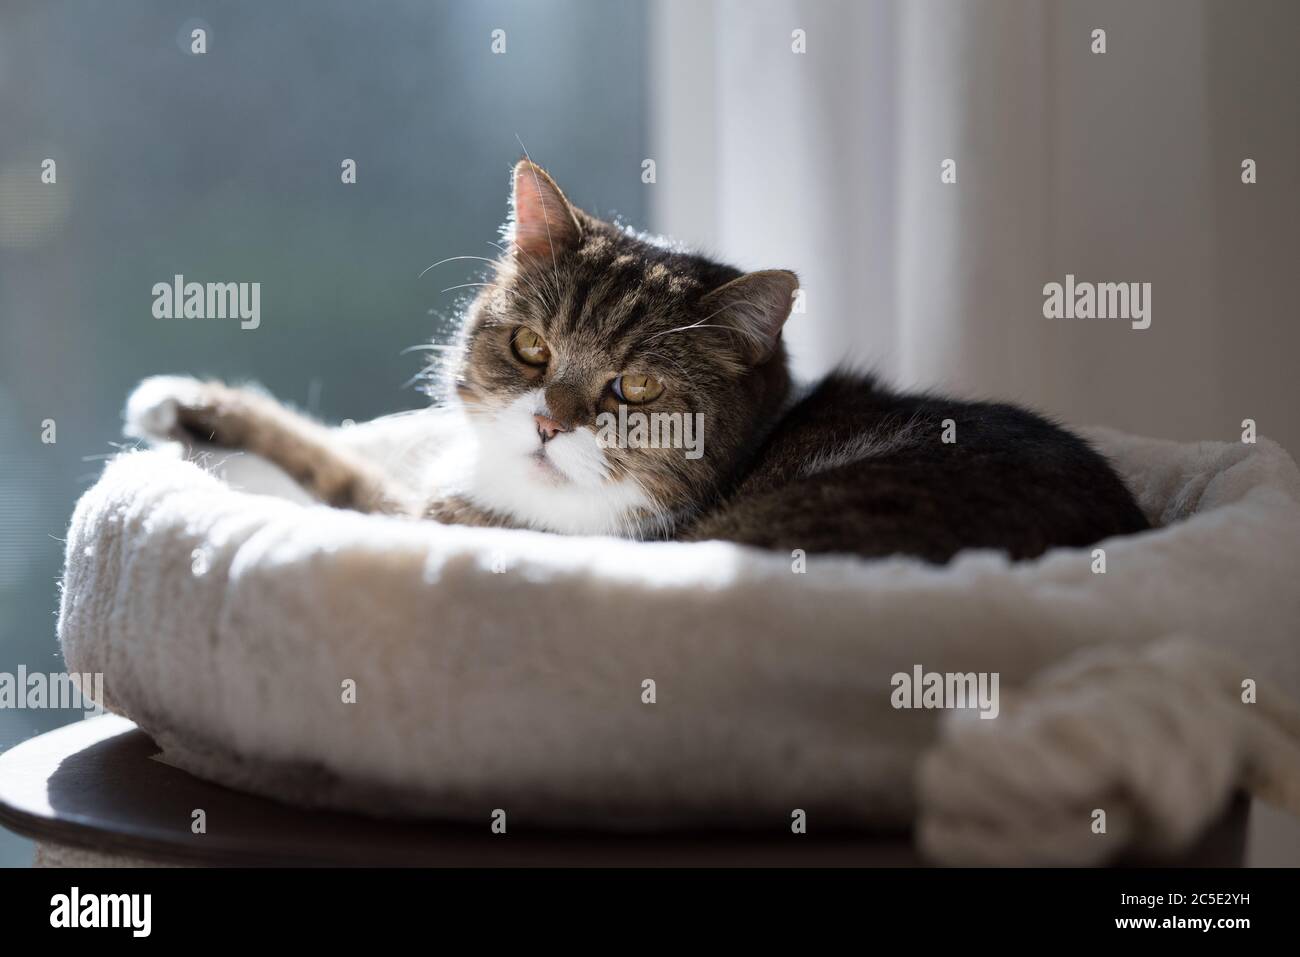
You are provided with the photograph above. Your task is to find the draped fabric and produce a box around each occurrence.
[649,0,1299,456]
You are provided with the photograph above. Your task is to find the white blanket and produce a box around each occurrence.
[57,415,1300,864]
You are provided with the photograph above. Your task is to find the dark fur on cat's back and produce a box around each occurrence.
[132,159,1150,562]
[681,372,1150,561]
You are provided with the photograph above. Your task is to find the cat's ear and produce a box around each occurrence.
[507,160,583,263]
[700,269,800,365]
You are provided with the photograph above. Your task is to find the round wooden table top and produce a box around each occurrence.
[0,715,930,866]
[0,715,1249,866]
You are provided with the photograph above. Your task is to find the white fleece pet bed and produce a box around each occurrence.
[58,413,1300,864]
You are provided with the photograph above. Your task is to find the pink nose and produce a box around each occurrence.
[534,414,569,442]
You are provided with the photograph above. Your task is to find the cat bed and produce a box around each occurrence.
[58,412,1300,864]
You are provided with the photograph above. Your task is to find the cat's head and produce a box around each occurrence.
[438,160,798,537]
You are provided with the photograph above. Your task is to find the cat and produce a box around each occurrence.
[125,159,1150,562]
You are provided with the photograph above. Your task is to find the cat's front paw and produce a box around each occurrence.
[124,375,216,444]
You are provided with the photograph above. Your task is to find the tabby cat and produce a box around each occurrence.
[126,160,1149,562]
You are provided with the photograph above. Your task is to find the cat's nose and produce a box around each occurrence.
[534,414,569,443]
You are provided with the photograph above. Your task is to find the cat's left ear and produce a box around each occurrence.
[700,269,800,365]
[508,160,583,263]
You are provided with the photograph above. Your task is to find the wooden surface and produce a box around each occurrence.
[0,716,1247,867]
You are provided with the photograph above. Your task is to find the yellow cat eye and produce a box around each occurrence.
[612,373,665,404]
[511,328,550,366]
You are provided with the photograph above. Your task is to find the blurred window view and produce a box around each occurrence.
[0,0,646,866]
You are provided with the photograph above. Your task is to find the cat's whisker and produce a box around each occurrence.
[82,440,139,462]
[400,343,461,355]
[416,244,553,312]
[418,255,502,279]
[647,322,734,341]
[646,300,767,349]
[637,349,692,380]
[440,282,532,308]
[400,367,438,391]
[647,298,761,343]
[515,136,565,301]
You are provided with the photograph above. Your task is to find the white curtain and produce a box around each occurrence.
[649,0,1299,456]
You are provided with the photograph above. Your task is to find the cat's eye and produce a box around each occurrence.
[511,328,550,366]
[612,373,665,404]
